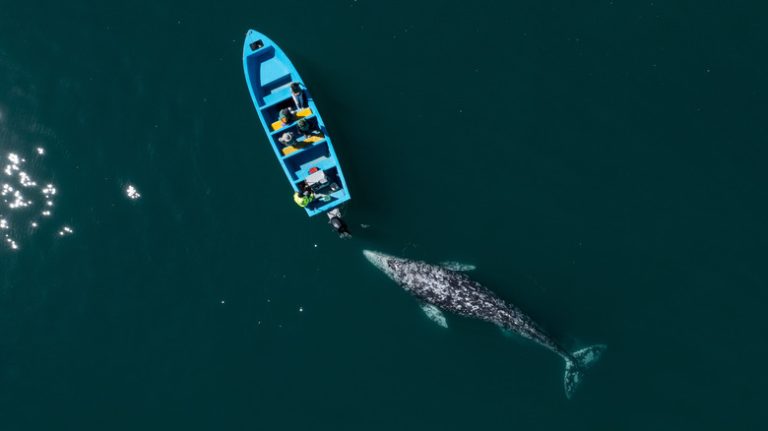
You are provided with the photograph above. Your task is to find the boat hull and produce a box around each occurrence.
[242,30,351,217]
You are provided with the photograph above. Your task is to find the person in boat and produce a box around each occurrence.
[290,82,306,110]
[279,108,296,126]
[297,119,319,138]
[294,180,331,208]
[293,187,314,208]
[278,131,296,147]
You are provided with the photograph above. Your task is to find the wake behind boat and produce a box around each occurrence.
[242,30,351,233]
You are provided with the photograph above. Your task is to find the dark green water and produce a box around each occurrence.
[2,1,767,429]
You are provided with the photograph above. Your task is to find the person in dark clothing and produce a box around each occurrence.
[278,108,296,126]
[290,82,307,109]
[297,118,318,138]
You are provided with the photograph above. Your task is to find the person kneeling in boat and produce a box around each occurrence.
[290,82,307,109]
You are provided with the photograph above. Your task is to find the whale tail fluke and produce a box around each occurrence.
[563,344,607,399]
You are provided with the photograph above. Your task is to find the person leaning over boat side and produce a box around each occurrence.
[279,108,296,126]
[290,82,306,109]
[293,188,314,208]
[293,183,329,208]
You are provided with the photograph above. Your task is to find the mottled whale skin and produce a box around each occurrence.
[363,250,606,399]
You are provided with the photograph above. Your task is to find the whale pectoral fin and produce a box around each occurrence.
[439,261,476,272]
[420,303,448,328]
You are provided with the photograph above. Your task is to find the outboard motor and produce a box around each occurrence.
[327,208,351,238]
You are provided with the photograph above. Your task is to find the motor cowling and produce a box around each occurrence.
[326,208,350,238]
[329,216,350,238]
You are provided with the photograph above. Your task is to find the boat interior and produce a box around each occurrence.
[296,166,343,210]
[244,43,292,106]
[272,115,323,147]
[284,142,346,210]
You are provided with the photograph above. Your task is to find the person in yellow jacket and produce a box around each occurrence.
[293,189,314,208]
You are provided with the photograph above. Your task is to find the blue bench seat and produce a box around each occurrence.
[259,58,291,88]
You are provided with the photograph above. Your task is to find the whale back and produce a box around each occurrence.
[393,260,510,321]
[392,259,562,355]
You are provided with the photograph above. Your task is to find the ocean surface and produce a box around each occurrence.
[1,1,767,429]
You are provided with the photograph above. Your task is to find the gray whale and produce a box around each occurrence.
[363,250,606,399]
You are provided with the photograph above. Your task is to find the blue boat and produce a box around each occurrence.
[242,30,351,220]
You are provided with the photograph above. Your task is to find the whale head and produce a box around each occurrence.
[363,250,407,281]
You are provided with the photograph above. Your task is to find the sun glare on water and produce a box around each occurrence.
[125,184,141,200]
[1,149,72,251]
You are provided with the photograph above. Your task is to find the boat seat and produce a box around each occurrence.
[295,156,335,179]
[262,86,292,107]
[305,169,328,187]
[259,58,291,88]
[280,134,325,156]
[270,108,313,131]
